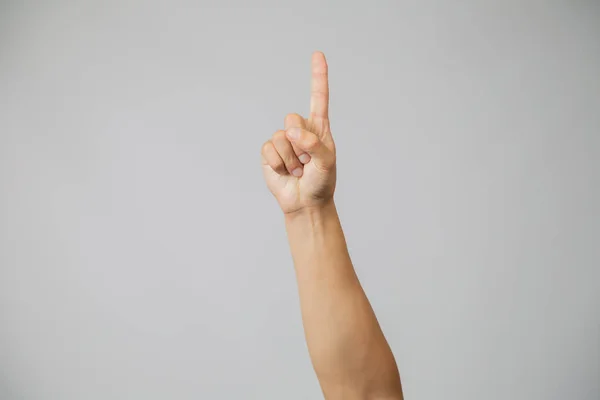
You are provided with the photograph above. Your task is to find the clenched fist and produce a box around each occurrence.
[261,52,337,215]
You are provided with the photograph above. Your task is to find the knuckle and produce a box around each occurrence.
[272,130,287,141]
[310,90,328,98]
[303,134,320,150]
[261,140,273,154]
[285,113,303,121]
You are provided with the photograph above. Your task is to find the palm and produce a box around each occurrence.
[261,52,336,214]
[262,139,336,213]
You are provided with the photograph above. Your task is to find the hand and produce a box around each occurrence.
[261,51,337,215]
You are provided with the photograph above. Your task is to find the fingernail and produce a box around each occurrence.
[287,128,301,140]
[292,167,303,177]
[298,154,310,164]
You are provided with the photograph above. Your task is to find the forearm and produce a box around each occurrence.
[285,200,403,400]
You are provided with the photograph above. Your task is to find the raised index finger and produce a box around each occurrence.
[309,51,329,122]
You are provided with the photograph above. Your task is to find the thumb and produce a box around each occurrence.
[286,128,335,170]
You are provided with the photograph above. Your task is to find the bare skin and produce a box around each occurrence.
[261,51,404,400]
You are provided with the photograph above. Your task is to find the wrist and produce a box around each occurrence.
[283,199,337,223]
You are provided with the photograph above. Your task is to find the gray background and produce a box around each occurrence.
[1,1,599,399]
